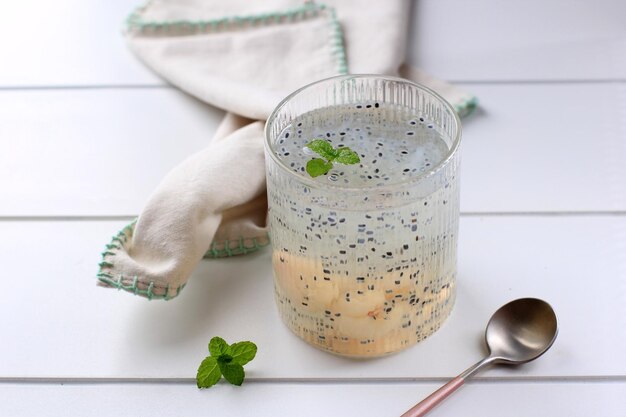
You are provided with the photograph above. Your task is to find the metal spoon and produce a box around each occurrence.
[401,298,558,417]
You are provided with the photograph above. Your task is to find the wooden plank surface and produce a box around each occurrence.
[1,381,624,417]
[0,88,223,216]
[1,83,624,216]
[1,216,624,379]
[2,0,624,415]
[410,0,626,81]
[460,82,626,213]
[1,0,624,87]
[0,0,159,87]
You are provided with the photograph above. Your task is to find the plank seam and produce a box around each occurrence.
[1,80,625,91]
[1,211,625,222]
[1,376,625,384]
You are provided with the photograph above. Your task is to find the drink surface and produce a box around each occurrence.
[266,104,459,357]
[273,104,449,188]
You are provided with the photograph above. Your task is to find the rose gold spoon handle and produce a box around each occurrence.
[400,376,464,417]
[400,358,492,417]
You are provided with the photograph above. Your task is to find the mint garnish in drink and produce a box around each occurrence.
[196,336,258,388]
[305,139,360,177]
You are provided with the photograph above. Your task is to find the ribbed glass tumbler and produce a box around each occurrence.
[264,75,462,357]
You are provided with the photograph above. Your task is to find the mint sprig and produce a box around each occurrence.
[197,337,257,388]
[305,139,360,177]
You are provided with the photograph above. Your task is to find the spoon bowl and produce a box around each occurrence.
[401,297,558,417]
[486,298,558,364]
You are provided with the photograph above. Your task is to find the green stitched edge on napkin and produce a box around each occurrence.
[96,220,186,301]
[325,6,347,75]
[203,236,271,259]
[97,274,187,301]
[97,221,270,300]
[455,96,478,118]
[126,2,348,75]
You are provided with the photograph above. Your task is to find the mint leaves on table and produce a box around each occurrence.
[197,337,257,388]
[305,139,360,177]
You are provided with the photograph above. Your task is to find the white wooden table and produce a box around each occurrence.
[1,1,625,415]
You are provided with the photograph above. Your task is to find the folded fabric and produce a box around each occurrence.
[97,0,477,300]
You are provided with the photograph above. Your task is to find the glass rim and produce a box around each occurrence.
[264,74,462,193]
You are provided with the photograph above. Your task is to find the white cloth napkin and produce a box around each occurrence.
[97,0,477,300]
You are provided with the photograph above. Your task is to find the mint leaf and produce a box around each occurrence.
[196,356,222,389]
[197,336,257,389]
[230,341,257,366]
[304,139,361,178]
[209,336,230,357]
[306,158,333,177]
[219,362,245,386]
[334,148,360,165]
[306,139,336,160]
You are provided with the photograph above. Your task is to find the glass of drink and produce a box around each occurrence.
[264,75,462,357]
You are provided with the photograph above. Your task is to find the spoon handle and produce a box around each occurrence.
[399,376,465,417]
[400,357,494,417]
